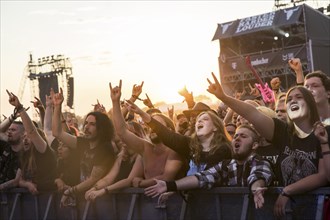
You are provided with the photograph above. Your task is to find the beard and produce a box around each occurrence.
[8,138,20,145]
[232,150,251,161]
[149,132,161,144]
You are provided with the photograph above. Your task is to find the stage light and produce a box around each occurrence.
[285,33,290,38]
[274,36,279,40]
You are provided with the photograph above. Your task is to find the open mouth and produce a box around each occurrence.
[197,124,203,130]
[290,104,299,111]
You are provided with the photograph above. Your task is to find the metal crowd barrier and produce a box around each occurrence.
[0,187,329,220]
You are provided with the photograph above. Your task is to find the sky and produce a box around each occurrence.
[1,1,328,118]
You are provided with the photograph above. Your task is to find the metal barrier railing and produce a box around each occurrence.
[0,187,329,220]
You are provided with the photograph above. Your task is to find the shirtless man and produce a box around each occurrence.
[110,80,187,188]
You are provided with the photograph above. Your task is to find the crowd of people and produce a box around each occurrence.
[0,58,329,218]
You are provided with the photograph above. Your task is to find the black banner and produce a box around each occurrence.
[38,74,59,107]
[219,45,307,76]
[213,5,303,40]
[67,77,74,109]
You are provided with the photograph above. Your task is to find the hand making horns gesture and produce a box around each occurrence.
[52,88,64,106]
[132,81,144,99]
[109,80,122,102]
[206,72,226,100]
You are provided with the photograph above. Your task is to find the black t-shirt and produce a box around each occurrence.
[272,118,329,186]
[22,146,57,191]
[0,140,20,184]
[147,117,232,169]
[77,137,115,181]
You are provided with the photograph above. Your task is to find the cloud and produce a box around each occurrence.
[29,10,75,16]
[76,7,97,12]
[72,56,93,62]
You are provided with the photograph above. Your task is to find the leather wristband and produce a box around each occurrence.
[166,181,177,192]
[280,189,295,203]
[322,151,330,156]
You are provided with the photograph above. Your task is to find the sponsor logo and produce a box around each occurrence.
[251,58,269,66]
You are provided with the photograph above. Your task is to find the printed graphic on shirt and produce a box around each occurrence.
[281,146,317,185]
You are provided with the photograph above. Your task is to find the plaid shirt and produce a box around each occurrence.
[195,154,273,189]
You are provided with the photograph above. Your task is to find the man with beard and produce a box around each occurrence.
[145,124,274,209]
[110,80,187,188]
[0,120,25,190]
[52,88,116,206]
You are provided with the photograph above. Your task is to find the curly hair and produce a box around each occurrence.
[189,110,232,166]
[84,111,115,143]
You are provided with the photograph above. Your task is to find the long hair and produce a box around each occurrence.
[84,111,115,143]
[20,128,47,181]
[285,86,320,133]
[189,110,232,165]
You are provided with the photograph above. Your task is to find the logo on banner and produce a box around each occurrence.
[236,12,275,33]
[221,22,233,34]
[251,58,269,66]
[231,62,237,70]
[284,7,300,20]
[282,53,295,61]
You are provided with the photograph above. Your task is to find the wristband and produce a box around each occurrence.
[165,181,177,192]
[280,189,295,203]
[132,95,142,101]
[322,151,330,156]
[15,104,24,113]
[320,142,328,145]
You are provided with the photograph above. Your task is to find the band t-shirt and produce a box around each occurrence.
[272,118,329,186]
[77,137,115,181]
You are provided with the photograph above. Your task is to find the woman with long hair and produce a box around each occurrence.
[127,102,232,176]
[206,73,330,219]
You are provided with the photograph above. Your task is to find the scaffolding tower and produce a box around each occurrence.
[18,53,74,120]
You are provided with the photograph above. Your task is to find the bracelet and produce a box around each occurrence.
[61,120,66,123]
[322,151,330,156]
[165,181,177,192]
[132,95,142,101]
[320,142,328,145]
[280,189,295,203]
[15,104,24,113]
[63,189,74,197]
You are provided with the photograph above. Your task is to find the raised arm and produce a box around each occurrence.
[127,100,191,157]
[43,90,55,146]
[288,58,304,85]
[31,96,45,129]
[108,81,144,119]
[52,88,77,149]
[7,90,47,153]
[206,72,275,141]
[110,80,146,154]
